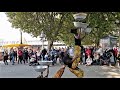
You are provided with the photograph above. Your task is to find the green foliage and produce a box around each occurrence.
[6,12,120,46]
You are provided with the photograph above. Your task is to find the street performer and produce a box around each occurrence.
[53,28,84,78]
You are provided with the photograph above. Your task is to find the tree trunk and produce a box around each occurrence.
[95,39,100,47]
[48,40,53,52]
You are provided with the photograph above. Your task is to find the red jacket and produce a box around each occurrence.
[85,49,91,56]
[113,48,118,56]
[18,50,23,56]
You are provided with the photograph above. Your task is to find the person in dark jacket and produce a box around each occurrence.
[41,48,47,60]
[23,48,29,64]
[3,50,8,65]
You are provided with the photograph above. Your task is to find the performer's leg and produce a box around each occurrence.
[69,58,84,78]
[69,45,84,78]
[69,67,84,78]
[53,65,66,78]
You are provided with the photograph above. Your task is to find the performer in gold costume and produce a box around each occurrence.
[53,29,84,78]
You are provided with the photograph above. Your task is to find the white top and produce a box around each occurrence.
[96,48,103,56]
[86,57,92,63]
[45,54,48,58]
[69,48,74,57]
[36,51,41,56]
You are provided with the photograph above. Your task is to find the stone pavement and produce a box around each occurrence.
[0,61,120,78]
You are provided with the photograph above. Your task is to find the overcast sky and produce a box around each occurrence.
[0,12,39,41]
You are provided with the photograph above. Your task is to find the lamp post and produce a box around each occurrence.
[40,31,45,50]
[20,30,23,44]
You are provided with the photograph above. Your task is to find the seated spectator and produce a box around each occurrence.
[86,55,92,66]
[92,53,100,65]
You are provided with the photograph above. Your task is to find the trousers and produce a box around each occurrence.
[53,45,84,78]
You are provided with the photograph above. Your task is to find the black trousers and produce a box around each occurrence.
[3,56,8,65]
[18,56,23,64]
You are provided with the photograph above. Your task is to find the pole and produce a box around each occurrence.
[20,30,22,44]
[42,38,44,50]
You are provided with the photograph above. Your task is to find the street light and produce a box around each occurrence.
[40,31,46,50]
[20,30,23,44]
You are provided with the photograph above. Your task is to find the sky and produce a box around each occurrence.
[0,12,40,41]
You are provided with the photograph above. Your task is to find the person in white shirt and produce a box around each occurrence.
[44,53,48,61]
[68,47,74,57]
[36,48,41,61]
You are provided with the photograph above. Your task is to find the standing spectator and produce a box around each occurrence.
[50,48,57,65]
[10,49,15,65]
[9,48,13,62]
[80,46,85,64]
[44,53,49,61]
[28,49,34,60]
[41,48,47,60]
[14,48,17,62]
[90,46,94,60]
[60,48,65,63]
[18,48,23,64]
[3,50,8,65]
[23,48,29,64]
[113,45,118,64]
[36,47,41,61]
[33,49,37,61]
[85,47,92,62]
[116,51,120,66]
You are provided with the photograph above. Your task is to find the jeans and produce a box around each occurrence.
[12,57,15,65]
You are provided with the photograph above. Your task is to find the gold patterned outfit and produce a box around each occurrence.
[53,34,84,78]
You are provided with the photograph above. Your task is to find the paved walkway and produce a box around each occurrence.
[0,61,120,78]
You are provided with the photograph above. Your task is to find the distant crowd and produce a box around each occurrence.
[1,45,120,67]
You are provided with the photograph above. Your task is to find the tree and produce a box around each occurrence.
[6,12,74,50]
[84,12,120,46]
[6,12,120,48]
